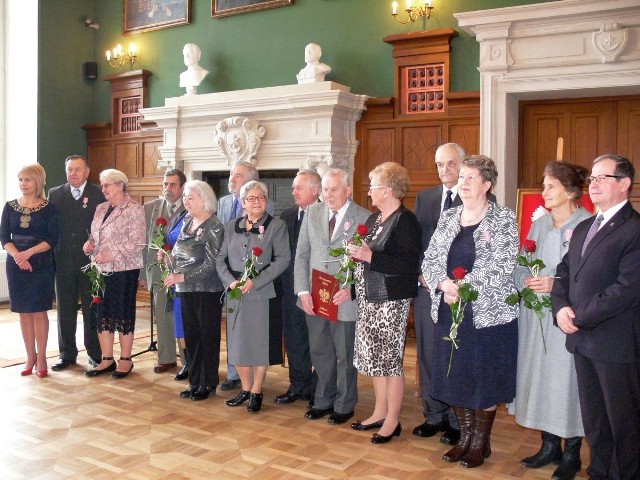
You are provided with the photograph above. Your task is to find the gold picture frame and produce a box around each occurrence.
[123,0,191,35]
[212,0,293,19]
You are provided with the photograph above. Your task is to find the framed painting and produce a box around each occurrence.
[516,188,595,247]
[123,0,191,35]
[212,0,293,19]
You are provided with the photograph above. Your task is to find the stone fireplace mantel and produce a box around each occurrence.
[139,82,368,180]
[455,0,640,207]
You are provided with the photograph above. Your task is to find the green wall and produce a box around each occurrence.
[39,0,554,186]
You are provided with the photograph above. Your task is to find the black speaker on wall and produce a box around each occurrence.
[83,61,97,80]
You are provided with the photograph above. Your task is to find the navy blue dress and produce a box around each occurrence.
[431,223,517,409]
[0,200,59,313]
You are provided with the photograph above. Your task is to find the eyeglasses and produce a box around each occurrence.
[245,195,267,203]
[586,174,624,185]
[100,183,114,189]
[368,185,388,191]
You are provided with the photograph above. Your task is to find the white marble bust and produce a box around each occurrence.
[179,43,209,96]
[296,43,331,84]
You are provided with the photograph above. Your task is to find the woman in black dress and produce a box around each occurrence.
[422,155,519,469]
[0,164,59,378]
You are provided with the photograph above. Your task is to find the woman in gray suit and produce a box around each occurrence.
[216,181,290,414]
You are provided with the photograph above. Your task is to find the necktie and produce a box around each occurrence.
[168,203,176,216]
[72,188,81,200]
[293,210,304,247]
[328,210,338,240]
[231,196,239,220]
[582,214,604,255]
[443,190,453,211]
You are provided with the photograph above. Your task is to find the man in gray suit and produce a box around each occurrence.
[294,168,370,425]
[217,160,275,390]
[48,155,105,371]
[140,169,186,374]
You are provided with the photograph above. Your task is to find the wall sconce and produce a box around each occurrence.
[105,43,137,68]
[391,0,434,24]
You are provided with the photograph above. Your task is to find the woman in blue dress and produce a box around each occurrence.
[0,164,59,378]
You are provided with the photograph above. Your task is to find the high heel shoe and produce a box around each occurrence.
[85,356,116,377]
[36,369,48,378]
[225,390,251,407]
[371,424,402,444]
[112,357,133,379]
[247,393,263,413]
[351,419,386,431]
[21,366,34,376]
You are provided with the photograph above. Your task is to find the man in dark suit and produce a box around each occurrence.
[552,154,640,480]
[48,155,105,371]
[412,143,497,444]
[140,169,186,374]
[274,169,321,405]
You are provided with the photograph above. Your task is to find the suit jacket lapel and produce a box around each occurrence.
[576,204,631,272]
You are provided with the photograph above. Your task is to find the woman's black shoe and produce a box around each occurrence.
[351,419,385,431]
[371,424,402,444]
[112,357,133,379]
[191,385,215,401]
[85,357,116,377]
[180,385,199,398]
[174,364,189,381]
[247,393,263,413]
[225,390,251,407]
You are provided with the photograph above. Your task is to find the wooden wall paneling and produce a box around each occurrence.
[616,99,640,207]
[448,122,480,157]
[114,141,140,179]
[86,143,113,185]
[519,105,563,188]
[568,102,616,166]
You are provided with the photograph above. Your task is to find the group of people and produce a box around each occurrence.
[1,147,638,479]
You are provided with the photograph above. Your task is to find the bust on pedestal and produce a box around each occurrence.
[296,43,331,84]
[179,43,209,96]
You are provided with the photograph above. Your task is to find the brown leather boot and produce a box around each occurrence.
[460,408,496,468]
[443,407,474,462]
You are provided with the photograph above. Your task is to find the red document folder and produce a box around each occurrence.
[311,269,339,321]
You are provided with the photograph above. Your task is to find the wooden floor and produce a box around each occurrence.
[0,305,590,480]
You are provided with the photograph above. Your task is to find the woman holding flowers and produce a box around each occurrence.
[216,180,290,413]
[347,162,421,444]
[510,161,590,480]
[422,155,519,469]
[163,180,224,401]
[83,169,145,379]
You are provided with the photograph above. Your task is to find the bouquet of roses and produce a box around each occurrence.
[147,217,175,301]
[328,223,369,288]
[444,267,478,377]
[505,239,551,353]
[227,246,263,330]
[81,256,108,304]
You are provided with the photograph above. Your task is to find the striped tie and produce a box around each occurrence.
[72,188,81,200]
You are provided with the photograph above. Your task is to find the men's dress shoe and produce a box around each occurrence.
[85,361,116,377]
[412,419,449,437]
[226,390,251,407]
[220,378,241,391]
[328,411,355,425]
[274,391,303,404]
[305,407,334,420]
[371,424,402,444]
[191,385,215,401]
[440,426,461,445]
[351,419,385,431]
[88,357,100,368]
[174,364,189,381]
[180,385,199,399]
[153,362,177,373]
[51,359,76,371]
[247,393,263,413]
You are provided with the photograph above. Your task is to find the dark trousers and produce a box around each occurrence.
[54,271,101,362]
[414,287,457,427]
[282,296,317,397]
[574,353,640,480]
[181,291,222,388]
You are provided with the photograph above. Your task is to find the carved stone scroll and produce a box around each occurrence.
[213,116,265,165]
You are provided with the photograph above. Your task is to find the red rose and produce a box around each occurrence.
[452,267,467,281]
[156,217,168,226]
[524,239,537,253]
[163,243,173,251]
[356,224,369,237]
[252,247,263,257]
[91,296,102,304]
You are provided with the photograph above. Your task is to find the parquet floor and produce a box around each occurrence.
[0,305,590,480]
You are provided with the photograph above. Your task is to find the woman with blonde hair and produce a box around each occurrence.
[1,164,59,377]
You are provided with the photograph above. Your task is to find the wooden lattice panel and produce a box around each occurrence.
[116,95,142,134]
[402,63,445,115]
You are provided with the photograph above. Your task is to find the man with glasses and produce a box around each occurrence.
[48,155,105,372]
[411,143,496,445]
[552,154,640,480]
[217,161,275,391]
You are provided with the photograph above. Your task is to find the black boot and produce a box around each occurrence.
[443,407,474,463]
[552,437,582,480]
[460,409,496,468]
[521,431,563,468]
